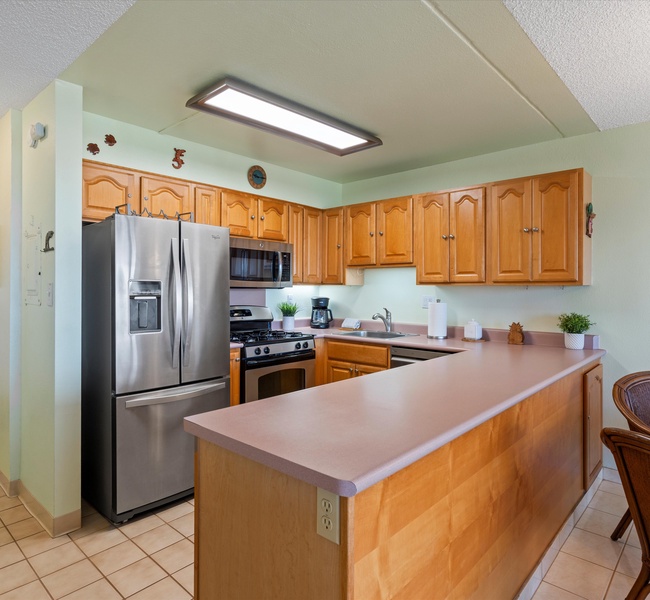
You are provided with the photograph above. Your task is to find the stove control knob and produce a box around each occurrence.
[254,347,261,355]
[302,342,309,349]
[263,346,270,354]
[295,342,301,350]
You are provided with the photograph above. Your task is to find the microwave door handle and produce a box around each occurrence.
[182,238,194,367]
[275,250,283,282]
[171,238,182,369]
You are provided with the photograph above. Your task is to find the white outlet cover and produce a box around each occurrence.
[316,487,340,544]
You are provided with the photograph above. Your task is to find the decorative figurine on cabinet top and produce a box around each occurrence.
[508,322,524,345]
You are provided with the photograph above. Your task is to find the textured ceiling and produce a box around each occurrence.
[2,1,649,183]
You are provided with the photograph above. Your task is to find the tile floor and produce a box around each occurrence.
[0,489,194,599]
[0,475,644,599]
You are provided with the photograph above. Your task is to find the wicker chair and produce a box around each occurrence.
[611,372,650,541]
[601,428,650,600]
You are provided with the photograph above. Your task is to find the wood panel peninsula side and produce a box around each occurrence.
[186,337,605,600]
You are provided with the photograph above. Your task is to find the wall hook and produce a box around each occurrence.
[41,230,54,253]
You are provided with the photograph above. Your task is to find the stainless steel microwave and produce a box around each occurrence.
[229,238,293,288]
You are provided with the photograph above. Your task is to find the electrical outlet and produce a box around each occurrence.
[316,487,340,544]
[286,294,294,304]
[421,295,435,309]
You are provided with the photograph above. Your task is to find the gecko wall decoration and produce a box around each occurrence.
[172,148,186,169]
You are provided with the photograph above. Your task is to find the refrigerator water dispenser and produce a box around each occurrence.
[129,280,161,333]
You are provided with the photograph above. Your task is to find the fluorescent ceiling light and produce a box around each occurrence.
[186,78,382,156]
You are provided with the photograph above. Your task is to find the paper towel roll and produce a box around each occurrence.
[427,301,448,339]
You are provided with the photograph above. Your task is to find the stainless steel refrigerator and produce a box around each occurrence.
[82,214,230,523]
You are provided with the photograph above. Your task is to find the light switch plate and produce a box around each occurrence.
[421,295,435,309]
[316,487,340,544]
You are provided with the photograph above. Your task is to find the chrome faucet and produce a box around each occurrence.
[372,308,392,332]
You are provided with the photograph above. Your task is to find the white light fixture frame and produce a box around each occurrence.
[186,77,382,156]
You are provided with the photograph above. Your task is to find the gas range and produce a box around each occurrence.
[230,305,315,360]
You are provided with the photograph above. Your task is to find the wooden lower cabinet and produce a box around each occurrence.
[584,363,603,488]
[194,363,598,600]
[229,348,240,406]
[324,340,389,383]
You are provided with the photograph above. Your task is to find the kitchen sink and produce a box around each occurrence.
[339,330,415,339]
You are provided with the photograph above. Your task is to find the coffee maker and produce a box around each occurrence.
[310,297,333,329]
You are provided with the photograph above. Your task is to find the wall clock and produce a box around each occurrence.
[247,165,267,189]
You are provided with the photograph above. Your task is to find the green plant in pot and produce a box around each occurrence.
[278,301,300,331]
[557,312,595,350]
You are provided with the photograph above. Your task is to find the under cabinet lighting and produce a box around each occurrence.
[186,78,382,156]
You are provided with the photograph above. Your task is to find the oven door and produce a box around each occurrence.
[243,351,315,402]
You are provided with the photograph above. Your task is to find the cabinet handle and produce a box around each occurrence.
[523,228,530,233]
[235,358,240,362]
[379,231,384,236]
[337,244,341,249]
[260,215,265,221]
[449,234,455,240]
[349,367,353,372]
[355,367,359,374]
[532,227,539,232]
[369,232,374,237]
[127,193,132,199]
[442,235,448,240]
[251,215,256,219]
[144,196,149,201]
[595,375,602,382]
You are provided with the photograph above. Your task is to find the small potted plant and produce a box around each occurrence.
[278,301,300,331]
[557,312,595,350]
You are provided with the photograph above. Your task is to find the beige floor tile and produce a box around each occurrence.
[188,534,194,544]
[598,480,625,497]
[156,501,193,523]
[73,526,127,557]
[6,517,44,540]
[90,539,146,576]
[575,507,627,539]
[151,538,194,574]
[172,563,194,595]
[128,575,191,600]
[117,513,165,539]
[107,556,166,597]
[28,541,85,578]
[168,513,194,537]
[588,490,629,517]
[0,506,31,526]
[132,523,183,555]
[0,528,12,547]
[59,578,122,600]
[40,559,103,599]
[561,528,624,570]
[0,560,38,595]
[544,552,613,600]
[605,571,636,599]
[16,530,70,558]
[531,581,585,599]
[187,498,194,506]
[0,579,51,600]
[0,497,22,513]
[0,543,24,570]
[616,544,642,578]
[68,512,111,541]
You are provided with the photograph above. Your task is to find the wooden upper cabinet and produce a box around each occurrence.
[303,207,322,284]
[82,161,139,222]
[415,188,484,284]
[288,204,304,283]
[489,169,586,284]
[194,185,221,226]
[222,191,288,241]
[322,207,344,284]
[346,197,413,267]
[141,175,193,219]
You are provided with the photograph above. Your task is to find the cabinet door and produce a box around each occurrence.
[355,364,387,377]
[229,349,241,406]
[221,190,256,238]
[82,162,138,222]
[346,203,376,266]
[258,198,288,242]
[326,359,355,383]
[450,187,485,283]
[288,204,304,283]
[532,170,579,282]
[377,196,413,265]
[415,192,449,283]
[195,185,221,226]
[489,179,532,283]
[322,208,344,284]
[141,176,192,219]
[303,207,322,284]
[583,363,603,488]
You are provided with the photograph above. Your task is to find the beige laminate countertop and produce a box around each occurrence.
[187,332,605,497]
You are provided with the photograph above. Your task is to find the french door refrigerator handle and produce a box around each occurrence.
[275,250,283,282]
[124,380,227,408]
[171,238,182,369]
[182,238,194,367]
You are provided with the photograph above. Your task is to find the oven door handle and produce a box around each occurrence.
[245,350,315,367]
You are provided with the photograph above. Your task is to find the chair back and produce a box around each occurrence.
[601,428,650,562]
[613,372,650,435]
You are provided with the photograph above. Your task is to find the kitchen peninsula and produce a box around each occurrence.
[185,334,604,599]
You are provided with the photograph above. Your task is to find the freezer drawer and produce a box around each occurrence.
[114,379,229,517]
